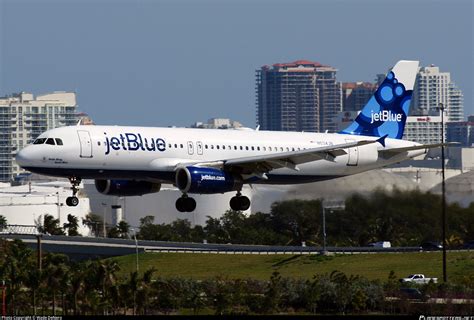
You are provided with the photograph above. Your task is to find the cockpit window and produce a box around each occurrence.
[33,138,46,144]
[55,138,63,145]
[45,138,56,145]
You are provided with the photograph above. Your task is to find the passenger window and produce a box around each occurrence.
[168,144,172,148]
[211,145,214,149]
[257,146,260,151]
[280,147,283,151]
[240,146,243,150]
[268,147,272,151]
[234,146,237,150]
[286,147,290,151]
[180,144,183,148]
[292,147,295,151]
[245,146,249,151]
[222,145,225,150]
[251,146,254,151]
[263,147,266,151]
[205,145,208,149]
[216,145,220,150]
[55,138,63,145]
[174,144,178,148]
[46,138,55,145]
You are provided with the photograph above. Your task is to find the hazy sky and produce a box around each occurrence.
[1,0,472,128]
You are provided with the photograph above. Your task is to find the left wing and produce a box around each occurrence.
[209,140,377,177]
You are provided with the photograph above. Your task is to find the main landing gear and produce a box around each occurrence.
[176,195,197,212]
[230,192,250,211]
[66,177,81,207]
[175,192,251,213]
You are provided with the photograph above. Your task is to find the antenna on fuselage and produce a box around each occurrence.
[255,125,260,131]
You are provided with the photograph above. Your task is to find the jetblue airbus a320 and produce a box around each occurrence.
[16,60,446,212]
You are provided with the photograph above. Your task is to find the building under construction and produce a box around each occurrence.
[256,60,342,133]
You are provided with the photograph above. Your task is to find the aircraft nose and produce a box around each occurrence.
[16,146,35,168]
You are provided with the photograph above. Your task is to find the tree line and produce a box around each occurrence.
[137,189,474,247]
[5,188,473,247]
[0,239,473,315]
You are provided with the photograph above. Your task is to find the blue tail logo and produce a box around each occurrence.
[340,60,419,139]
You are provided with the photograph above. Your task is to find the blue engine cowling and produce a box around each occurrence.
[175,166,242,194]
[95,179,161,196]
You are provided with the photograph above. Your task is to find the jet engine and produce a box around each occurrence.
[175,166,242,194]
[95,179,161,196]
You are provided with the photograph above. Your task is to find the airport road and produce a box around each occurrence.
[0,233,434,260]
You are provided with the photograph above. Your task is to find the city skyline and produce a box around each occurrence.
[1,0,472,128]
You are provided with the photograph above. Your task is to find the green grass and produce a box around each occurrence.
[111,251,474,283]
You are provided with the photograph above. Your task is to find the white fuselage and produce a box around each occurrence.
[16,125,425,186]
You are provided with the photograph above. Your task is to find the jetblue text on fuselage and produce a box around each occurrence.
[104,132,166,155]
[370,110,402,124]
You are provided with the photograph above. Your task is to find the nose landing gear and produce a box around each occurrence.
[176,194,197,212]
[230,192,250,211]
[66,177,81,207]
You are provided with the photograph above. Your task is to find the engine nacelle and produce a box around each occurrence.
[175,166,242,194]
[95,179,161,196]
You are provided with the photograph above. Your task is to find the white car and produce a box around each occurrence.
[369,241,391,248]
[400,274,438,284]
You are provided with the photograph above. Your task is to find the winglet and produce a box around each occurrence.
[376,134,388,147]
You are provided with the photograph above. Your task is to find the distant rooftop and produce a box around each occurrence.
[261,59,335,70]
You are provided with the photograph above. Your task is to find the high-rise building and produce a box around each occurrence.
[412,65,464,121]
[0,91,80,182]
[256,60,341,133]
[341,82,377,112]
[403,111,447,145]
[191,118,242,129]
[447,115,474,147]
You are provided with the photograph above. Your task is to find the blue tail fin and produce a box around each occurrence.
[340,60,419,139]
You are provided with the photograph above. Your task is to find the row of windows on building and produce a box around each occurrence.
[0,106,73,113]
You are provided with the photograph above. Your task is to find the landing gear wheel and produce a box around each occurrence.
[230,196,240,211]
[239,196,250,211]
[176,196,197,212]
[185,197,196,212]
[230,195,250,211]
[66,196,79,207]
[66,176,82,207]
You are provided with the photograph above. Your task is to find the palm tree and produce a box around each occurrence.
[63,214,80,236]
[138,267,156,314]
[82,213,104,237]
[2,239,31,314]
[40,214,65,235]
[96,260,120,314]
[128,271,139,315]
[0,215,7,231]
[24,268,41,315]
[69,263,85,315]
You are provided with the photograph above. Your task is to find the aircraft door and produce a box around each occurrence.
[345,139,359,166]
[187,141,194,155]
[196,141,203,155]
[77,130,93,158]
